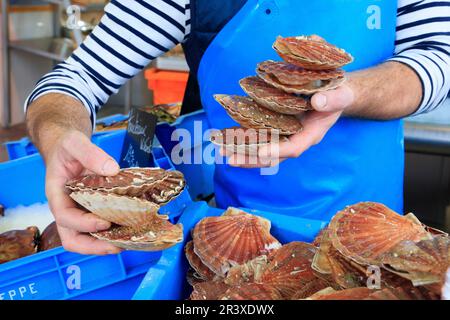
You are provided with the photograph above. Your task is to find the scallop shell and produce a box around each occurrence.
[67,168,185,228]
[326,246,368,289]
[219,283,282,300]
[224,255,269,286]
[210,127,288,155]
[69,192,160,228]
[381,236,450,286]
[365,286,440,300]
[307,287,374,300]
[91,218,183,251]
[240,76,311,115]
[214,94,303,135]
[0,227,39,264]
[312,229,333,274]
[39,222,61,251]
[185,241,216,281]
[190,281,230,300]
[273,35,353,70]
[257,60,344,86]
[259,242,318,299]
[257,64,345,95]
[192,207,282,277]
[67,167,167,194]
[291,278,333,300]
[66,168,185,205]
[312,224,413,290]
[328,202,431,266]
[312,228,327,247]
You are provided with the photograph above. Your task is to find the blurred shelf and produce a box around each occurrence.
[9,37,74,61]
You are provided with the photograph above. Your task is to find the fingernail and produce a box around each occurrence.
[96,221,110,230]
[102,158,119,175]
[107,249,120,255]
[314,94,327,110]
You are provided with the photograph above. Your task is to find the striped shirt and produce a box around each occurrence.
[26,0,450,125]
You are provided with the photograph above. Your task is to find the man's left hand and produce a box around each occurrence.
[225,83,355,168]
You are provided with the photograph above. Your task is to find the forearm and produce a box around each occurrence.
[345,61,422,120]
[26,93,92,162]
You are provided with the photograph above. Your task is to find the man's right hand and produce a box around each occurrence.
[45,130,122,255]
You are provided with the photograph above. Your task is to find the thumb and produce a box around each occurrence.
[311,84,354,112]
[63,131,120,176]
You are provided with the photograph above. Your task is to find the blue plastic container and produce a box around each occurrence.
[3,114,128,161]
[0,130,191,300]
[156,110,215,200]
[132,201,327,300]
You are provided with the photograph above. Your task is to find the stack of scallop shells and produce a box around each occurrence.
[185,203,449,300]
[310,202,449,300]
[185,207,333,300]
[66,167,185,251]
[211,35,353,153]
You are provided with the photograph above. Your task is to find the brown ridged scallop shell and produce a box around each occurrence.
[39,222,62,251]
[91,218,183,251]
[210,127,282,147]
[192,207,282,277]
[328,202,431,266]
[219,283,282,300]
[403,213,448,237]
[214,95,303,135]
[190,281,231,300]
[365,285,440,300]
[312,223,414,290]
[67,168,185,229]
[69,192,161,228]
[0,227,39,264]
[257,63,345,95]
[291,278,333,300]
[66,168,185,205]
[224,255,269,286]
[259,242,318,299]
[381,236,450,286]
[307,287,374,300]
[328,245,376,289]
[240,76,311,115]
[257,60,344,86]
[312,228,327,248]
[210,127,288,155]
[185,241,216,281]
[273,35,353,70]
[312,228,333,274]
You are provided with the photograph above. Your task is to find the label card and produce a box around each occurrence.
[119,107,158,168]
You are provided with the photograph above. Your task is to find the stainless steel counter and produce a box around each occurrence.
[404,121,450,156]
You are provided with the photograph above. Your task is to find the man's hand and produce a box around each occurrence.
[225,61,423,168]
[45,130,122,255]
[226,84,354,168]
[26,93,122,255]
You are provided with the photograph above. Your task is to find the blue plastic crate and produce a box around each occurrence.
[156,110,215,200]
[132,201,327,300]
[3,114,128,161]
[0,130,191,300]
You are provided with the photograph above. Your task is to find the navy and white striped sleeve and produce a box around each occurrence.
[389,0,450,115]
[25,0,191,126]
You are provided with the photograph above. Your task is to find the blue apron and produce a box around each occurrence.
[187,0,403,221]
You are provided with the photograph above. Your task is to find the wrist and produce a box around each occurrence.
[26,94,92,163]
